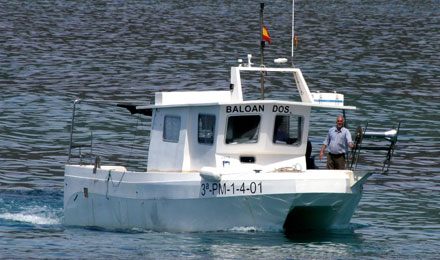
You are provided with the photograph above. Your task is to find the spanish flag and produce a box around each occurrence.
[262,25,271,44]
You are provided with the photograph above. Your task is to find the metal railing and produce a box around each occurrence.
[349,122,401,173]
[67,99,152,167]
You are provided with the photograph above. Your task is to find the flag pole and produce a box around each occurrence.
[291,0,295,67]
[260,3,265,100]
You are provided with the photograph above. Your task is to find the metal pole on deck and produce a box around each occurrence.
[343,110,347,127]
[68,99,80,163]
[291,0,295,67]
[260,3,265,100]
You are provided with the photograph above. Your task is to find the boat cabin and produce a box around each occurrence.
[67,62,355,173]
[139,65,353,173]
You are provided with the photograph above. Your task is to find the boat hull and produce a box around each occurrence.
[64,165,370,232]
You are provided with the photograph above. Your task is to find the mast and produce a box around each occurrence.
[291,0,295,66]
[260,3,265,100]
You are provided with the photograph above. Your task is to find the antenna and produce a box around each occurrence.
[291,0,295,66]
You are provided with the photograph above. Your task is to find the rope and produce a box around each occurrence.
[105,169,127,200]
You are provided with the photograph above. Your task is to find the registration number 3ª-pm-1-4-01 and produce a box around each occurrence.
[200,182,263,197]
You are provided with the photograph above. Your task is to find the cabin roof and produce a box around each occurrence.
[136,98,356,110]
[135,66,356,111]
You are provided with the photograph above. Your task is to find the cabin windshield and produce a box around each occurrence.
[273,115,303,145]
[226,115,260,144]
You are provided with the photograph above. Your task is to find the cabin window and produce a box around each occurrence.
[163,115,181,142]
[273,115,303,145]
[198,114,216,145]
[226,115,261,144]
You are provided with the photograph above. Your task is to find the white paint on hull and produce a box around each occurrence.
[64,165,369,232]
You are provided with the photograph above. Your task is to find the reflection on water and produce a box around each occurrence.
[0,0,439,259]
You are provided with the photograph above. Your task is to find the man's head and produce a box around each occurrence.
[336,116,344,130]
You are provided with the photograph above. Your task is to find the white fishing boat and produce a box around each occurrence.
[64,3,398,232]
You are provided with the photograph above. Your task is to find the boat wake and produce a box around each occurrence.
[0,205,61,225]
[227,222,366,234]
[229,226,281,233]
[0,190,63,226]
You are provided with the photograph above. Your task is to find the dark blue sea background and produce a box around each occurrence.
[1,0,439,259]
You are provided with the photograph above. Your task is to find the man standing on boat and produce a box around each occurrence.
[319,116,354,169]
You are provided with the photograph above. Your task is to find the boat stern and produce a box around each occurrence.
[281,169,372,231]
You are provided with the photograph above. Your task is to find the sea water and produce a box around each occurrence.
[1,0,439,259]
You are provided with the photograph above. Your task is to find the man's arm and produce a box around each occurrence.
[320,129,331,160]
[346,128,354,149]
[319,144,327,160]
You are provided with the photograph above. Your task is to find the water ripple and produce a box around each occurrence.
[0,0,439,258]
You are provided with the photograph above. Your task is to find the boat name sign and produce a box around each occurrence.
[226,105,290,114]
